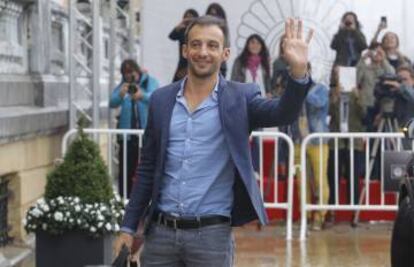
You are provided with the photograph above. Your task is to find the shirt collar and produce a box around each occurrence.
[177,76,219,101]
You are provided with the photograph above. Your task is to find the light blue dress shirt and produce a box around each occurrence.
[157,79,235,217]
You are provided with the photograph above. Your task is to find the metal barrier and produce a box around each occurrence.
[62,129,296,240]
[299,132,405,240]
[252,131,295,240]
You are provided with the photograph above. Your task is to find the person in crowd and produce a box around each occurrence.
[331,12,367,67]
[382,66,414,129]
[327,66,366,214]
[231,34,271,99]
[370,20,411,70]
[287,63,330,230]
[109,59,159,198]
[356,42,395,131]
[205,2,226,20]
[231,33,272,177]
[206,3,228,77]
[271,35,290,97]
[169,9,199,82]
[114,16,314,266]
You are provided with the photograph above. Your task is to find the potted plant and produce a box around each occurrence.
[24,119,125,267]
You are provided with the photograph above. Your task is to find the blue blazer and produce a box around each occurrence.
[122,75,312,232]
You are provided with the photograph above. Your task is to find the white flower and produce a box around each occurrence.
[98,222,104,228]
[74,205,81,212]
[105,223,112,231]
[57,196,64,204]
[74,197,80,203]
[100,206,107,212]
[97,214,104,221]
[40,204,50,212]
[65,211,70,217]
[113,224,120,232]
[69,218,74,224]
[90,226,97,232]
[42,223,47,230]
[53,211,64,221]
[37,198,46,206]
[31,208,43,218]
[77,219,82,225]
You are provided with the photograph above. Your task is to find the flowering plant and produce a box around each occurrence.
[24,195,126,236]
[24,117,126,237]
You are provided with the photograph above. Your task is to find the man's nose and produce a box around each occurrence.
[199,44,208,56]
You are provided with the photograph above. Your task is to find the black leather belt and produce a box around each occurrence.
[152,212,230,230]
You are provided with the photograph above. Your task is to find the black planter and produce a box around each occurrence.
[36,231,113,267]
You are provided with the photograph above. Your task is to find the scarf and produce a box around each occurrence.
[247,55,261,81]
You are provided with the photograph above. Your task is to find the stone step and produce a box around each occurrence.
[0,105,68,143]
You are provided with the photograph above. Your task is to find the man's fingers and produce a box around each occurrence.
[297,19,303,40]
[306,28,314,44]
[285,18,292,39]
[289,18,295,39]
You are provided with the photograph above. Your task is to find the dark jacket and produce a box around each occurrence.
[331,29,367,66]
[121,75,311,232]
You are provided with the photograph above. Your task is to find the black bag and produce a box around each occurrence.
[391,177,414,267]
[112,245,129,267]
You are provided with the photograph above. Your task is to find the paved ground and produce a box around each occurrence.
[2,221,392,267]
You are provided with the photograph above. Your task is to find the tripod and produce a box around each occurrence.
[352,112,400,226]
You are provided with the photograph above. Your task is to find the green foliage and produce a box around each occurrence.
[44,127,113,204]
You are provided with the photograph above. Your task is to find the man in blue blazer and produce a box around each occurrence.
[115,15,314,266]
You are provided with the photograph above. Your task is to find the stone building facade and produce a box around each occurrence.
[0,0,140,242]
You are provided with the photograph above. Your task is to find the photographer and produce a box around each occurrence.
[109,59,159,198]
[381,66,414,128]
[357,42,395,131]
[331,12,367,67]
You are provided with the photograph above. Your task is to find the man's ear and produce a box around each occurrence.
[222,47,230,61]
[182,44,188,59]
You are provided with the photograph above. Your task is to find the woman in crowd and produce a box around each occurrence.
[169,9,199,82]
[370,19,411,70]
[331,12,367,67]
[231,34,271,175]
[231,34,271,97]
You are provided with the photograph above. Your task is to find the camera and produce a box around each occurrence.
[374,73,402,115]
[127,75,138,95]
[384,119,414,191]
[375,73,402,98]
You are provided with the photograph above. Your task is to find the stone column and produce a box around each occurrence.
[0,0,25,74]
[29,0,52,74]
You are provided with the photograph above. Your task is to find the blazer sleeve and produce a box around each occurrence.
[121,95,157,231]
[248,76,311,129]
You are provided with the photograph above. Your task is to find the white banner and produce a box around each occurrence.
[141,0,413,86]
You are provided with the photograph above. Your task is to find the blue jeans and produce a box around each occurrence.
[140,223,234,267]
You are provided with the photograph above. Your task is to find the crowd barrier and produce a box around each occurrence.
[62,129,406,241]
[62,129,296,239]
[299,132,406,240]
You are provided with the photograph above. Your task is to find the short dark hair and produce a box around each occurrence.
[120,59,141,75]
[184,15,229,48]
[397,66,414,78]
